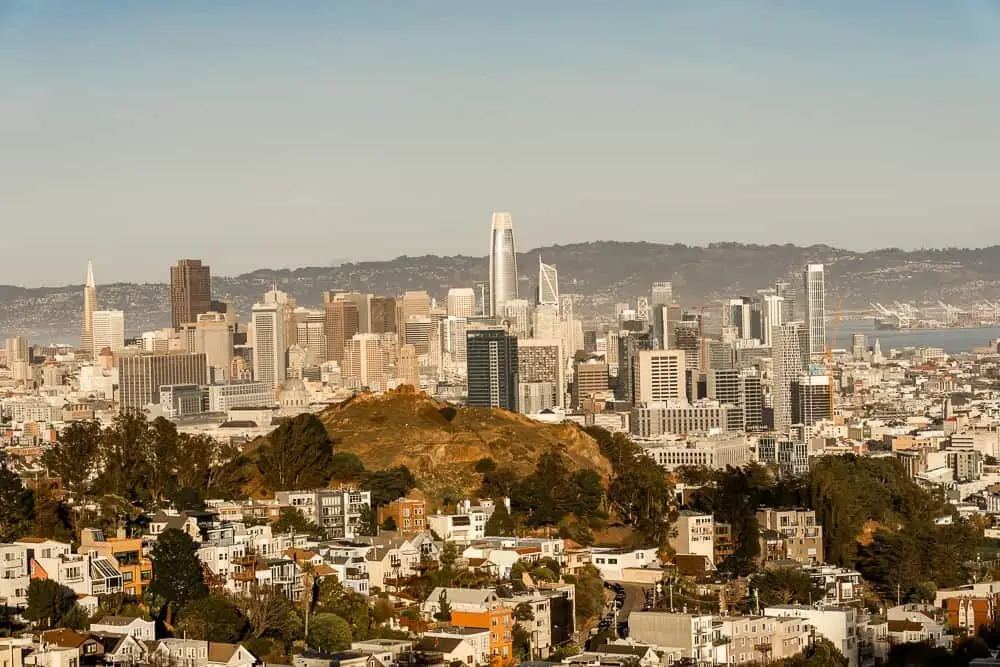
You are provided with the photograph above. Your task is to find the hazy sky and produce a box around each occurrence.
[2,1,999,286]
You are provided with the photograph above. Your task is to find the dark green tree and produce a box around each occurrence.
[149,528,208,618]
[357,507,378,537]
[954,636,992,667]
[274,507,320,535]
[885,642,951,667]
[381,516,398,531]
[42,421,101,499]
[753,567,826,607]
[361,467,417,507]
[148,417,181,506]
[258,414,333,491]
[608,453,676,547]
[0,457,34,541]
[308,613,352,653]
[176,594,248,642]
[434,591,452,622]
[484,501,516,536]
[24,579,76,629]
[97,411,155,505]
[474,458,497,474]
[328,452,366,482]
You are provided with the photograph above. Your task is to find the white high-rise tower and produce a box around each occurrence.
[803,264,826,357]
[489,212,518,318]
[537,257,559,306]
[251,299,286,390]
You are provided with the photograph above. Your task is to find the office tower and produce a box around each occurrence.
[851,333,868,362]
[519,382,555,414]
[489,212,518,317]
[210,298,236,326]
[293,308,327,367]
[323,296,360,365]
[673,320,701,371]
[187,312,235,383]
[707,368,744,432]
[474,281,491,318]
[802,264,826,357]
[441,316,469,369]
[707,340,734,370]
[617,331,653,405]
[80,260,98,354]
[771,322,809,432]
[370,296,398,334]
[263,288,297,349]
[517,338,565,409]
[397,344,420,388]
[538,258,559,306]
[251,301,286,388]
[466,327,518,410]
[118,352,208,412]
[775,280,797,323]
[636,349,687,404]
[636,297,650,323]
[331,292,372,334]
[91,310,126,356]
[572,357,610,409]
[404,317,432,356]
[343,333,391,392]
[742,375,764,430]
[791,373,832,427]
[402,290,431,322]
[583,330,598,354]
[761,294,784,347]
[5,336,29,364]
[532,304,561,340]
[651,282,673,307]
[447,288,477,318]
[170,259,212,329]
[873,339,883,364]
[560,294,574,322]
[605,330,620,374]
[502,299,531,338]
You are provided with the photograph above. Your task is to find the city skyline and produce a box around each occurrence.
[3,2,1000,285]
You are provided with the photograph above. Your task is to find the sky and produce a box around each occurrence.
[2,1,999,286]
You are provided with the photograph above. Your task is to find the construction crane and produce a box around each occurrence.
[826,298,843,418]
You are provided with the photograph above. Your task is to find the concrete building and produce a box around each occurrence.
[370,296,397,334]
[772,322,809,433]
[757,508,824,565]
[91,310,125,356]
[802,264,826,358]
[572,357,610,408]
[670,511,714,560]
[274,488,372,539]
[343,334,392,392]
[631,400,731,437]
[791,373,831,427]
[643,436,752,471]
[80,260,98,354]
[764,605,860,667]
[517,338,565,409]
[466,327,518,411]
[323,296,359,366]
[757,435,809,476]
[118,352,208,412]
[636,349,686,404]
[251,300,285,389]
[446,288,477,319]
[628,612,715,664]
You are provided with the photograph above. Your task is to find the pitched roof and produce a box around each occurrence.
[207,642,241,663]
[93,615,145,627]
[41,628,91,649]
[887,620,924,632]
[415,637,466,654]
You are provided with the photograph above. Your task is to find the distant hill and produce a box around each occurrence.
[318,387,611,503]
[7,242,1000,341]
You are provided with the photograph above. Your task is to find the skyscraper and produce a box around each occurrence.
[370,296,398,334]
[651,282,674,307]
[636,349,687,404]
[489,212,518,317]
[170,259,212,329]
[251,300,286,389]
[323,293,360,365]
[80,261,98,354]
[466,327,518,410]
[517,338,565,409]
[771,322,809,432]
[761,293,785,347]
[802,264,826,357]
[537,258,559,306]
[91,310,125,356]
[446,288,476,318]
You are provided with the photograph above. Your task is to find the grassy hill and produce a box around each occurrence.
[317,386,611,503]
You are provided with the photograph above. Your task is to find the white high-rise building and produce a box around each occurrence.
[803,264,826,357]
[251,301,286,389]
[761,294,785,347]
[80,260,98,354]
[538,258,559,306]
[636,349,687,404]
[91,310,125,356]
[651,282,673,307]
[489,212,518,317]
[446,288,477,319]
[344,333,391,392]
[441,316,469,370]
[772,321,809,433]
[502,299,532,338]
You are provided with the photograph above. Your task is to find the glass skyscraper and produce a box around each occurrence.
[489,212,518,318]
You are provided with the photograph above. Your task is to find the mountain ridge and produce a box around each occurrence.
[6,241,1000,341]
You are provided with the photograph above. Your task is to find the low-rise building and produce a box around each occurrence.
[763,605,861,667]
[627,612,716,664]
[274,488,371,539]
[757,509,823,566]
[669,511,714,560]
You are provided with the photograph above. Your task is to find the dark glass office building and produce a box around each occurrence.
[466,327,519,410]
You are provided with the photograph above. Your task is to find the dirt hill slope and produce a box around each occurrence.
[318,386,611,501]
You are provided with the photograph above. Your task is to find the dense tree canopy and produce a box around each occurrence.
[149,529,208,609]
[257,414,333,491]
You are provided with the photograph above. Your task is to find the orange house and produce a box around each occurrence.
[451,606,514,665]
[80,529,152,597]
[377,496,427,533]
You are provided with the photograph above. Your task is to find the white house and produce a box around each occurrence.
[151,640,257,667]
[91,616,157,642]
[590,548,658,581]
[764,605,860,667]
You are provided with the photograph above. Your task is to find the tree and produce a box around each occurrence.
[484,501,516,536]
[97,412,156,505]
[308,614,352,653]
[314,578,371,640]
[381,516,398,532]
[176,594,248,642]
[148,417,181,506]
[24,579,75,629]
[372,598,395,625]
[0,458,33,541]
[884,642,951,667]
[149,529,208,617]
[954,636,992,667]
[257,414,333,491]
[42,421,101,499]
[753,567,826,607]
[274,508,319,535]
[434,590,452,623]
[474,458,497,474]
[328,452,366,482]
[567,565,604,625]
[479,468,519,500]
[361,467,417,508]
[608,453,676,547]
[357,507,378,537]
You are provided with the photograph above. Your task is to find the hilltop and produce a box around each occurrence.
[317,386,611,502]
[8,241,1000,340]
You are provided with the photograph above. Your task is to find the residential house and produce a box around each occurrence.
[422,628,490,666]
[715,615,808,665]
[377,497,427,534]
[360,535,421,592]
[38,630,102,665]
[589,548,658,582]
[669,511,714,561]
[0,543,30,609]
[90,616,157,642]
[274,489,372,539]
[805,566,863,606]
[627,612,716,664]
[90,633,149,666]
[150,640,256,667]
[413,637,476,666]
[756,509,823,566]
[763,605,860,667]
[423,588,513,664]
[146,511,203,542]
[79,529,151,596]
[427,499,504,545]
